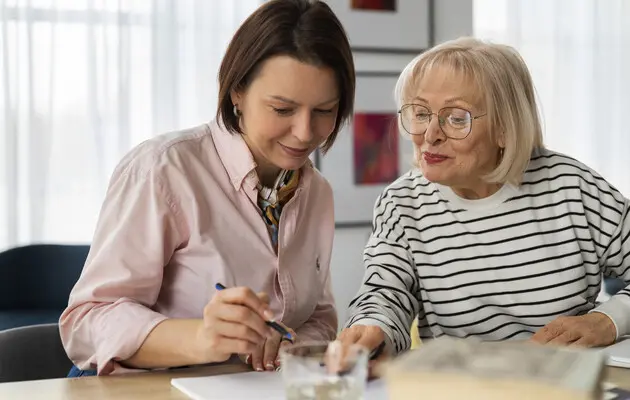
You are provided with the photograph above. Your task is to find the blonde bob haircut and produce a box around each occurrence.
[394,37,545,186]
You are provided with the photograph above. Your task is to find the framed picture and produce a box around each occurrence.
[324,0,430,52]
[319,74,415,226]
[352,50,420,77]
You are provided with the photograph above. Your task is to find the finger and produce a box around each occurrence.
[237,353,251,365]
[263,334,282,371]
[212,303,271,339]
[212,336,258,357]
[216,287,275,321]
[570,337,592,348]
[367,343,389,379]
[530,324,563,344]
[329,327,374,374]
[212,320,266,346]
[257,292,271,305]
[275,339,292,368]
[368,361,382,380]
[324,340,346,374]
[251,341,265,372]
[547,331,578,346]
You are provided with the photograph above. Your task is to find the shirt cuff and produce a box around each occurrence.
[91,301,169,375]
[591,295,630,339]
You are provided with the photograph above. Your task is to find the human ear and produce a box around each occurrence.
[230,90,243,109]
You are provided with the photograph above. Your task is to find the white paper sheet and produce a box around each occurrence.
[603,337,630,369]
[171,371,387,400]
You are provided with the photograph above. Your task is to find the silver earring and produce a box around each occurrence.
[233,105,240,117]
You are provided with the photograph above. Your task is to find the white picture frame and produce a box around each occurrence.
[352,51,420,74]
[323,0,430,52]
[319,74,415,225]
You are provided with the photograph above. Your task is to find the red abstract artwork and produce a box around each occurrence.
[353,113,398,185]
[351,0,396,12]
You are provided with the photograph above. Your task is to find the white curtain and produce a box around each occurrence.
[0,0,262,250]
[474,0,630,197]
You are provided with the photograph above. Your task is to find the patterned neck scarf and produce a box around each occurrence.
[257,169,300,250]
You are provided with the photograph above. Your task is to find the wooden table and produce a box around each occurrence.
[0,364,629,400]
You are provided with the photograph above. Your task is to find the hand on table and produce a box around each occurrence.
[333,325,389,379]
[195,287,275,364]
[529,312,617,347]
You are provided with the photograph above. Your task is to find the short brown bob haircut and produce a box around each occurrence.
[216,0,355,154]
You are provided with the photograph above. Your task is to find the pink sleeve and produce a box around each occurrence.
[59,157,187,375]
[294,267,338,342]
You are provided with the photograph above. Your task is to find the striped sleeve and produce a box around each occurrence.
[592,196,630,338]
[345,191,421,354]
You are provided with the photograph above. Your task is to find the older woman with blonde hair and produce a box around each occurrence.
[337,37,630,369]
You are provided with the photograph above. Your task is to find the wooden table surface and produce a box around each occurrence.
[0,364,629,400]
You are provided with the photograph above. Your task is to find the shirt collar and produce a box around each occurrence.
[211,119,257,191]
[210,118,315,191]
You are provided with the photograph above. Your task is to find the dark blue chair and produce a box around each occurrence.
[0,244,90,331]
[604,277,626,296]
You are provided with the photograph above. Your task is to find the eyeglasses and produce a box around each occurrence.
[398,104,487,140]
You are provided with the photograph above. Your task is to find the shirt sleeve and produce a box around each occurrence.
[589,186,630,338]
[59,155,188,375]
[344,192,422,354]
[294,270,338,342]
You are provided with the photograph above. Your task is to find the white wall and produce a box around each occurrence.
[330,0,473,327]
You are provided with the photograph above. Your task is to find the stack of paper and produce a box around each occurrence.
[381,338,606,400]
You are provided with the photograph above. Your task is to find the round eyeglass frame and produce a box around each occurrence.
[397,104,487,140]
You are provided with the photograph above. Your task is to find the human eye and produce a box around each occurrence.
[447,109,471,126]
[314,107,335,115]
[415,110,431,121]
[272,107,294,116]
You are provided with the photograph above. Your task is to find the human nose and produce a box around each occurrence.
[423,113,445,144]
[293,112,315,143]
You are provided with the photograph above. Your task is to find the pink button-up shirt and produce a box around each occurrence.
[59,120,337,375]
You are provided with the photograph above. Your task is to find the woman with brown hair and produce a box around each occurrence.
[60,0,355,377]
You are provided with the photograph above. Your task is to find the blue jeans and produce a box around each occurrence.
[67,365,97,377]
[67,364,192,377]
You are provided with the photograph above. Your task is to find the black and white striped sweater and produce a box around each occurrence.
[345,148,630,354]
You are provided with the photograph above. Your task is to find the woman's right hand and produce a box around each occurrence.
[333,325,389,378]
[194,287,275,364]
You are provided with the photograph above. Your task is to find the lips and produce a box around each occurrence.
[279,143,309,158]
[423,151,448,164]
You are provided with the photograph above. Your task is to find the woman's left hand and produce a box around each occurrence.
[529,312,617,347]
[244,323,296,372]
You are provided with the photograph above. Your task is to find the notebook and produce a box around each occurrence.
[171,371,387,400]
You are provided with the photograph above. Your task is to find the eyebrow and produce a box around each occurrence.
[268,95,339,107]
[412,96,473,107]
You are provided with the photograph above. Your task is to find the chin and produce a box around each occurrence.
[274,156,310,171]
[420,165,448,184]
[423,173,445,184]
